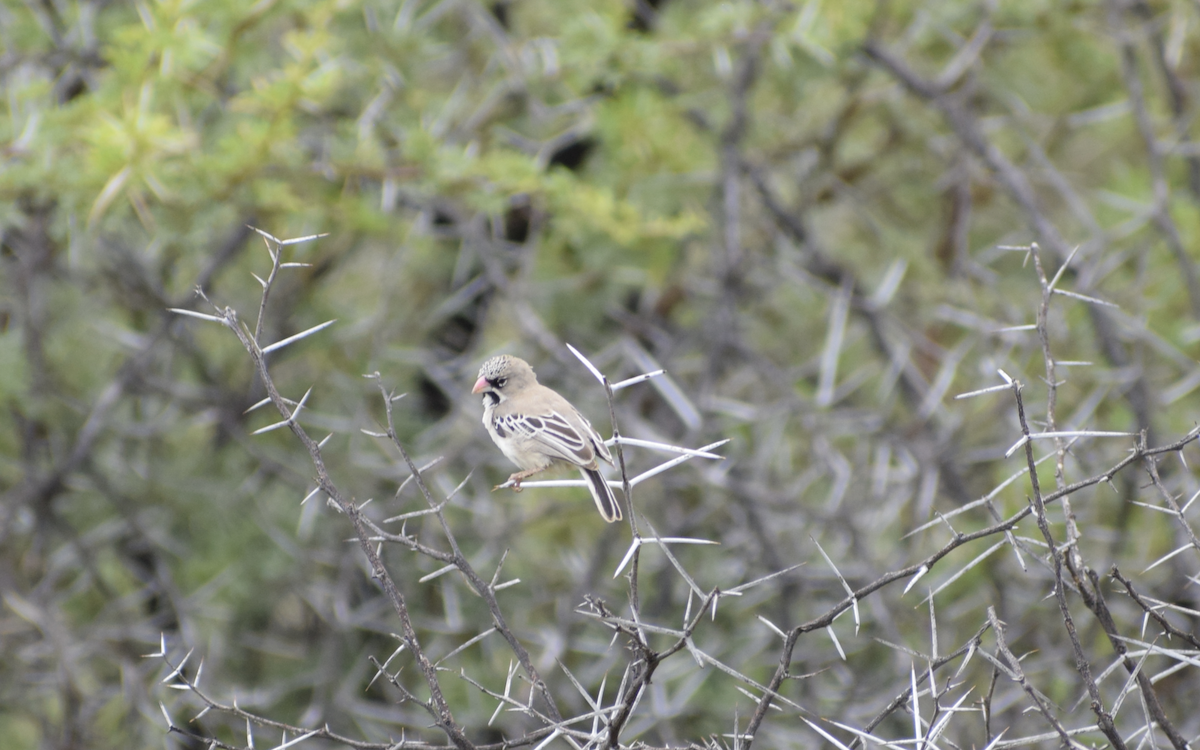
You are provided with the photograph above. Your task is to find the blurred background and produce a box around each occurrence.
[5,0,1200,747]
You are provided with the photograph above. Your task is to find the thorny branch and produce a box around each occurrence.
[1024,244,1192,750]
[740,415,1200,738]
[365,372,564,726]
[985,606,1078,747]
[179,233,473,750]
[1110,567,1200,651]
[1011,378,1127,750]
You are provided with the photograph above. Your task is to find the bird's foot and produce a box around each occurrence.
[495,473,528,492]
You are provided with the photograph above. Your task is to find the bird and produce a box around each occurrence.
[472,354,622,522]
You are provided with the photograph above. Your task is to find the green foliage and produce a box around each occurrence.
[6,0,1200,746]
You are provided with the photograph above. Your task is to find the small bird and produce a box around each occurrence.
[472,355,622,522]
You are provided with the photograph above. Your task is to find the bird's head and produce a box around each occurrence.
[472,355,537,404]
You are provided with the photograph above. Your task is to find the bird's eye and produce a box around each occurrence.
[496,377,508,388]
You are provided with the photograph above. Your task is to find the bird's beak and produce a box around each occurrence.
[471,376,489,394]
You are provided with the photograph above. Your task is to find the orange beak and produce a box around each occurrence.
[471,376,489,394]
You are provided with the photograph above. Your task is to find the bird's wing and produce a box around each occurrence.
[493,409,597,467]
[572,407,613,465]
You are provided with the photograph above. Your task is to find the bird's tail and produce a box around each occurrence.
[581,468,622,522]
